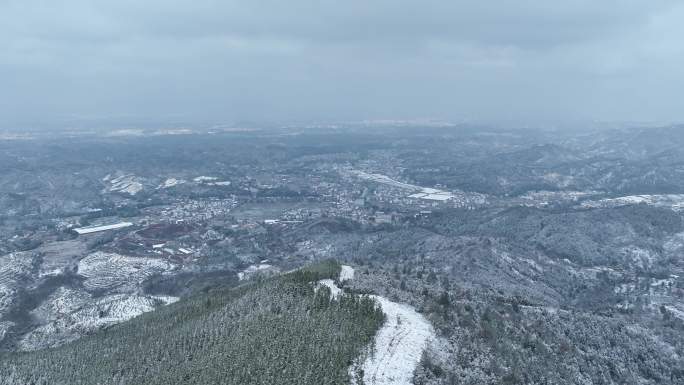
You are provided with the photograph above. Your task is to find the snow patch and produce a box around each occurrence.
[340,265,355,282]
[104,174,144,195]
[193,176,218,182]
[207,181,232,186]
[158,178,186,189]
[193,176,231,186]
[237,264,275,281]
[318,279,343,298]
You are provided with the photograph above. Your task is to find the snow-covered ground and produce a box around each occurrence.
[193,176,231,186]
[349,170,424,192]
[158,178,186,189]
[340,265,355,282]
[350,170,455,201]
[347,169,486,206]
[2,250,181,351]
[581,194,684,211]
[103,174,144,195]
[318,279,343,298]
[193,176,218,182]
[237,264,275,281]
[31,287,91,320]
[77,252,174,292]
[353,295,435,385]
[318,265,355,298]
[19,290,178,351]
[207,180,232,186]
[319,265,436,385]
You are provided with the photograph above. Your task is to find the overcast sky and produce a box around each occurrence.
[2,1,683,128]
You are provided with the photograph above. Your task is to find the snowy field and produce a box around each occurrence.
[349,170,424,192]
[78,252,174,292]
[103,174,144,195]
[1,248,181,351]
[20,292,178,351]
[348,169,488,205]
[351,170,455,200]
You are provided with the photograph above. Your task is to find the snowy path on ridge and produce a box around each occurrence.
[319,265,435,385]
[355,294,434,385]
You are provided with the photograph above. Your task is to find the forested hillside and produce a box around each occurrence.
[344,267,684,384]
[0,261,384,385]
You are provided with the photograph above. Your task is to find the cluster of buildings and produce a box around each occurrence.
[155,197,239,223]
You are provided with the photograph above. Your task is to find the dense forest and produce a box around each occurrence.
[343,266,684,385]
[0,261,385,385]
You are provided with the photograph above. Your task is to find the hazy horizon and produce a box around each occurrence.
[3,1,684,129]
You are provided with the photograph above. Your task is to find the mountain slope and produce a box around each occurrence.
[0,261,384,385]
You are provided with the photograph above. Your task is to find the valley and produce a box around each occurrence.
[0,124,682,383]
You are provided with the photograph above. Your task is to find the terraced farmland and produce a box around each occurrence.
[19,291,178,351]
[77,252,175,292]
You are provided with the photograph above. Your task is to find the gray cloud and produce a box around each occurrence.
[1,1,683,128]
